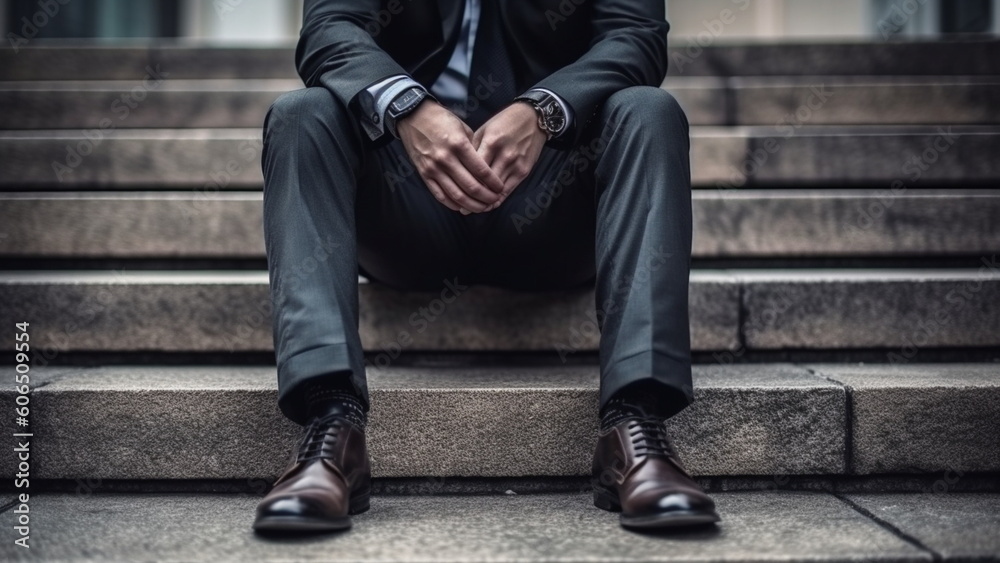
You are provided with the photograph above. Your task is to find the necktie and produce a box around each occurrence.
[465,0,517,130]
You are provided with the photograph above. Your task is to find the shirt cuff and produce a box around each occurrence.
[359,74,426,140]
[526,87,575,139]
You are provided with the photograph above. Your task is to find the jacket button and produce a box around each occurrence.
[372,113,380,124]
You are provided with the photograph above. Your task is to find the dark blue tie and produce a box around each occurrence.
[466,0,517,130]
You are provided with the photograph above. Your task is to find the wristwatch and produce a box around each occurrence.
[513,90,567,140]
[386,86,432,138]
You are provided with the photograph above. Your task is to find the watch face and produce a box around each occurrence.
[541,101,565,134]
[392,90,420,113]
[546,115,566,133]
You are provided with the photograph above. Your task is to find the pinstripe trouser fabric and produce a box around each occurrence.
[261,85,693,425]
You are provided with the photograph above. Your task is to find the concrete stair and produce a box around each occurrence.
[1,39,998,561]
[2,77,997,129]
[2,363,998,480]
[3,190,999,258]
[3,126,999,187]
[2,492,999,562]
[2,269,1000,353]
[2,40,998,80]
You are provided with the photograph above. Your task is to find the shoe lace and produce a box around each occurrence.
[295,415,347,463]
[627,418,675,458]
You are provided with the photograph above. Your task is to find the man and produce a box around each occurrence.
[254,0,719,533]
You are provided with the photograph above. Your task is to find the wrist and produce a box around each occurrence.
[512,100,550,141]
[395,98,435,134]
[386,87,434,139]
[513,90,568,140]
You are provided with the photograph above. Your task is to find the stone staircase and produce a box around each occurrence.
[1,39,999,561]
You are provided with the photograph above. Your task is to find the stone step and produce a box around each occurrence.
[725,76,1000,126]
[2,39,998,80]
[675,77,1000,127]
[0,363,842,479]
[0,79,300,129]
[2,77,996,129]
[2,269,998,354]
[3,190,997,259]
[0,270,739,353]
[807,363,1000,475]
[5,491,999,561]
[2,363,998,481]
[2,126,997,188]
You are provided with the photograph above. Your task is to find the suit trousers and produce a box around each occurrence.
[261,85,693,425]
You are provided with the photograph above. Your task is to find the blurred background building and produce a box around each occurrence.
[3,0,999,43]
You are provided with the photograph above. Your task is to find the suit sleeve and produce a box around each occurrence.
[529,0,669,148]
[296,0,414,140]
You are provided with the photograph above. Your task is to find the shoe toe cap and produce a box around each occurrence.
[654,492,715,513]
[257,495,339,520]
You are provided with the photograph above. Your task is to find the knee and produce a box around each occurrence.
[601,86,688,133]
[264,87,350,136]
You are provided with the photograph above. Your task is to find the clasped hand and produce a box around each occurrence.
[396,100,548,214]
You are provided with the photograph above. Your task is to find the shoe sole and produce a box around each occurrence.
[253,515,352,533]
[593,488,720,529]
[253,489,370,534]
[620,511,721,529]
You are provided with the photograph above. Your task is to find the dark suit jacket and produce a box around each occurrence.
[296,0,669,148]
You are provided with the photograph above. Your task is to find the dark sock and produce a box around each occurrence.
[600,381,676,432]
[304,378,367,428]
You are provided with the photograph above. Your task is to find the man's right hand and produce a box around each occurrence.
[396,101,505,213]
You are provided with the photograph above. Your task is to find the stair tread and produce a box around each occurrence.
[1,78,996,128]
[2,126,998,187]
[4,491,998,562]
[1,363,847,479]
[4,40,1000,79]
[3,268,998,352]
[2,363,998,479]
[3,189,999,259]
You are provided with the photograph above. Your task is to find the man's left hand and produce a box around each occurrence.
[472,102,548,212]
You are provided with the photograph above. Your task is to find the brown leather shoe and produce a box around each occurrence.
[592,417,720,528]
[253,414,371,533]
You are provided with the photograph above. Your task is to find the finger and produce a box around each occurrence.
[455,141,505,195]
[472,127,484,150]
[477,136,498,167]
[424,177,463,212]
[502,160,530,190]
[435,172,490,213]
[484,170,524,213]
[443,158,502,206]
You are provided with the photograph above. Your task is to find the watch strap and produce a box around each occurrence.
[514,91,567,139]
[386,87,433,139]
